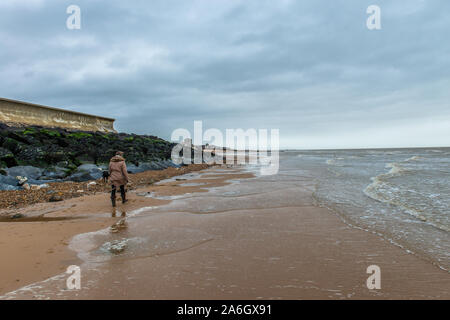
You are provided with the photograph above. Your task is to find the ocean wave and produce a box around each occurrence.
[386,162,407,175]
[364,184,450,233]
[299,150,449,270]
[405,155,424,162]
[325,158,345,166]
[364,162,409,190]
[364,157,449,233]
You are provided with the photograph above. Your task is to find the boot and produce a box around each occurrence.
[111,187,117,207]
[120,185,128,204]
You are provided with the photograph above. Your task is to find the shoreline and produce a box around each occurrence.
[1,165,449,299]
[311,190,450,273]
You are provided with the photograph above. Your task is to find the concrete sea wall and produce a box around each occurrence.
[0,98,116,133]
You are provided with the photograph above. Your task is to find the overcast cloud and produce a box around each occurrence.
[0,0,449,148]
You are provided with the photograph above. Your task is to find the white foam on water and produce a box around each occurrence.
[295,148,450,270]
[0,273,67,300]
[363,156,449,233]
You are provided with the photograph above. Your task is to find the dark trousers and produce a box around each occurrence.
[111,185,126,206]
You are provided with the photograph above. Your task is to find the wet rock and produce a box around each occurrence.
[150,161,166,170]
[56,161,70,168]
[66,171,98,182]
[30,183,49,190]
[49,195,64,202]
[127,162,169,173]
[0,147,14,159]
[0,125,178,170]
[7,166,43,180]
[160,160,176,168]
[28,178,60,185]
[167,160,181,168]
[16,176,28,186]
[87,182,97,190]
[89,171,103,180]
[0,147,18,167]
[77,164,102,172]
[0,174,19,186]
[126,164,141,174]
[66,164,103,182]
[126,162,158,174]
[40,167,68,180]
[0,183,20,191]
[102,239,128,254]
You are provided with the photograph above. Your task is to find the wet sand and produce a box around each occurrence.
[0,165,218,295]
[1,166,449,299]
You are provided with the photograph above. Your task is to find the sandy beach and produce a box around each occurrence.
[0,164,212,295]
[0,162,448,300]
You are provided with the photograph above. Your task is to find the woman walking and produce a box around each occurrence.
[109,151,129,207]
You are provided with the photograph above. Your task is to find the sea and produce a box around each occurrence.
[288,147,450,270]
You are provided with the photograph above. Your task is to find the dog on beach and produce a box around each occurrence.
[102,170,110,183]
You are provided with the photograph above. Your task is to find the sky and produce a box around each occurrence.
[0,0,449,149]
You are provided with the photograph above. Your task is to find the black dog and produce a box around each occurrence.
[102,170,110,183]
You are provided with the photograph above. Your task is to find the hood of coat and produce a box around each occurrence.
[110,155,125,162]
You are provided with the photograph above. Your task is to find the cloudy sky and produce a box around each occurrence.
[0,0,449,149]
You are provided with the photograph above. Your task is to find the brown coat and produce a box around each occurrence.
[109,155,129,187]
